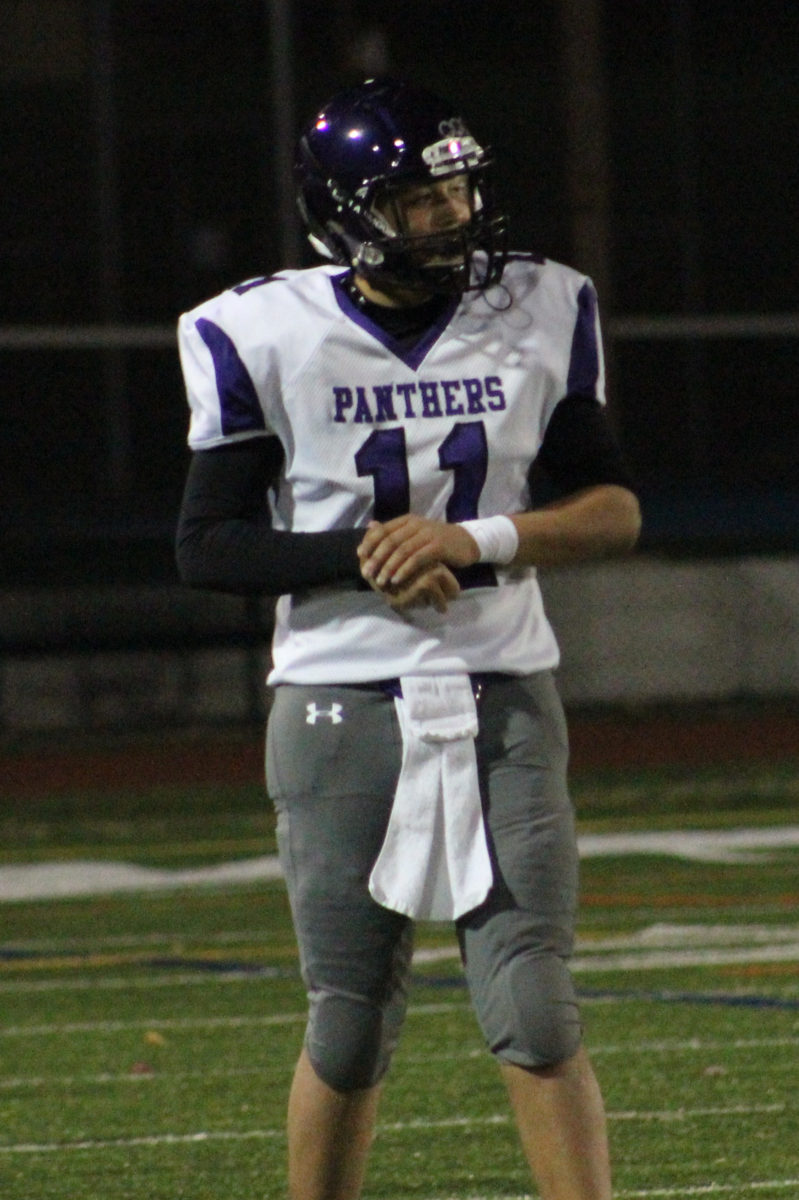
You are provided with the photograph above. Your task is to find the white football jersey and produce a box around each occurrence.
[178,255,606,684]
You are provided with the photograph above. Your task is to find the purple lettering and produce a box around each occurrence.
[485,376,506,411]
[419,381,443,418]
[333,386,353,423]
[441,379,464,416]
[395,382,418,418]
[333,376,505,423]
[463,378,486,414]
[372,384,397,422]
[354,386,373,423]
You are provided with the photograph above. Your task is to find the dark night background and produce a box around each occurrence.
[2,0,798,590]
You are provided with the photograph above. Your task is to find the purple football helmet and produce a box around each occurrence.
[295,78,507,295]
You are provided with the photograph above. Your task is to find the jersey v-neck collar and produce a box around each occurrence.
[330,272,459,371]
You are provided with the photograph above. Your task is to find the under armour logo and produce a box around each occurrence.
[306,702,344,725]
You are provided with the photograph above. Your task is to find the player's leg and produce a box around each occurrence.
[501,1046,610,1200]
[267,684,413,1200]
[460,671,611,1200]
[286,1047,383,1200]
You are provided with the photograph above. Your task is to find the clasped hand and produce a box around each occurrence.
[357,515,480,613]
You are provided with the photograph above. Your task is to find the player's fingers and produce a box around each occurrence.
[359,513,418,549]
[412,566,461,613]
[430,565,462,610]
[356,520,388,561]
[423,579,449,614]
[382,564,461,613]
[379,514,419,535]
[365,518,455,583]
[361,525,427,581]
[437,565,461,600]
[357,515,420,563]
[377,523,479,586]
[372,533,441,586]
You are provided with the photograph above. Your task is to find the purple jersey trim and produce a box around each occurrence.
[566,281,600,400]
[196,317,266,437]
[330,273,458,371]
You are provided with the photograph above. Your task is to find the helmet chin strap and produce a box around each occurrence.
[355,258,467,303]
[352,225,475,299]
[350,264,440,308]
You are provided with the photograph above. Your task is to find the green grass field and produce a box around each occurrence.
[1,757,798,1198]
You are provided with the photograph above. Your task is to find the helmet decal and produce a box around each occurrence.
[421,134,483,176]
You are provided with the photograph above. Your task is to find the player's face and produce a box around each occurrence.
[381,175,473,237]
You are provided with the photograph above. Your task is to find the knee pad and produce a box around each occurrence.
[481,952,582,1069]
[304,988,400,1092]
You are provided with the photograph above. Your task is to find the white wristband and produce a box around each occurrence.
[458,516,519,565]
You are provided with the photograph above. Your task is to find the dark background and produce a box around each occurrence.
[2,0,798,590]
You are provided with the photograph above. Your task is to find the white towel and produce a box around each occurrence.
[368,674,493,921]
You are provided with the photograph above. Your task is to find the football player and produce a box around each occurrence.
[177,78,640,1200]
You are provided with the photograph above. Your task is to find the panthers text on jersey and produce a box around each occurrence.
[178,254,606,685]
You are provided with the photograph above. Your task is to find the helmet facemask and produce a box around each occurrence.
[352,165,507,297]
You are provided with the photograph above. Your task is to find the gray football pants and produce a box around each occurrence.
[266,671,582,1091]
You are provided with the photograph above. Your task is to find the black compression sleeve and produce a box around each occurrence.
[530,395,637,503]
[176,439,363,595]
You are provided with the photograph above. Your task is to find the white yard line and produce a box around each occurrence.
[0,1105,788,1156]
[0,971,285,993]
[1,1041,798,1090]
[416,929,799,973]
[615,1183,799,1198]
[577,826,799,862]
[2,827,799,902]
[590,1035,799,1055]
[3,1002,796,1046]
[571,943,799,972]
[0,1011,310,1038]
[0,1128,285,1154]
[442,1188,799,1200]
[0,1066,269,1089]
[0,1001,467,1039]
[0,856,284,901]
